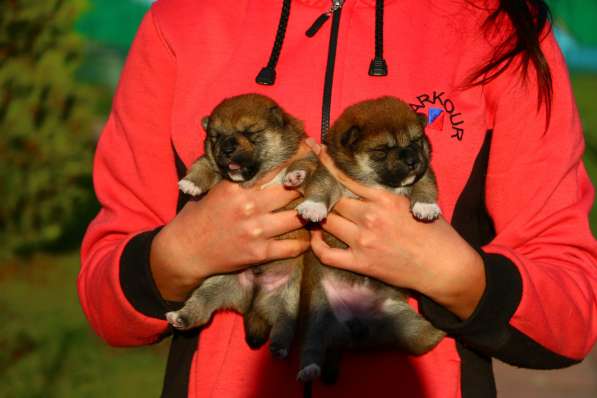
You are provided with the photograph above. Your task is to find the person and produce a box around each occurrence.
[78,0,597,397]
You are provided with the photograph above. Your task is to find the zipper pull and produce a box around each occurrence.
[306,0,344,37]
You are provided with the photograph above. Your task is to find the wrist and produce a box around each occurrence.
[149,227,207,301]
[419,245,486,320]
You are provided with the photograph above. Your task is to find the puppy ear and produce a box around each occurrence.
[416,112,428,128]
[201,116,210,131]
[340,126,361,148]
[269,106,286,127]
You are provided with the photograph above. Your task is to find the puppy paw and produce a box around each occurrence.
[166,311,191,330]
[297,364,321,382]
[411,202,441,221]
[178,179,203,196]
[283,169,307,187]
[296,200,328,222]
[245,334,269,350]
[269,343,289,359]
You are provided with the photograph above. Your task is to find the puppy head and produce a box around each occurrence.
[202,94,305,182]
[327,96,430,188]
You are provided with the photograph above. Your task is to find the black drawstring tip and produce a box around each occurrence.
[368,57,388,76]
[256,67,276,85]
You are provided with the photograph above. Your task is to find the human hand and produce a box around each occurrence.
[305,139,485,319]
[151,145,312,302]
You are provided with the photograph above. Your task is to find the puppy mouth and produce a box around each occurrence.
[220,159,259,182]
[400,160,428,186]
[400,174,417,187]
[381,169,425,188]
[226,162,244,181]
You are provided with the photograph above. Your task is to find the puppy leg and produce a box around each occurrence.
[409,170,441,221]
[268,310,296,359]
[296,164,343,222]
[297,308,330,382]
[297,306,350,382]
[268,265,303,359]
[179,156,222,196]
[244,308,272,350]
[381,296,445,355]
[283,153,319,188]
[166,274,252,330]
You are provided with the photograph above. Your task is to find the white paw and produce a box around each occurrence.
[283,170,307,187]
[166,311,186,330]
[178,179,202,196]
[411,202,441,221]
[284,170,307,187]
[296,200,328,222]
[297,364,321,382]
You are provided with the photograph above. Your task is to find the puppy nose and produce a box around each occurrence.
[400,149,419,170]
[221,136,237,155]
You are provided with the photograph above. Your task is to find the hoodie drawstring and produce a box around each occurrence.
[369,0,388,76]
[257,0,389,86]
[255,0,292,85]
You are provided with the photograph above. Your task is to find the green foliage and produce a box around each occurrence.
[571,73,597,233]
[0,0,98,258]
[75,0,151,93]
[76,0,149,52]
[0,253,167,398]
[548,0,597,46]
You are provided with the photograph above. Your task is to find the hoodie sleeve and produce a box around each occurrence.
[420,31,597,367]
[78,8,180,347]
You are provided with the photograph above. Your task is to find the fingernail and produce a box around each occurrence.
[305,138,321,154]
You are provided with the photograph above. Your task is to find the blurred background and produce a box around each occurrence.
[0,0,595,397]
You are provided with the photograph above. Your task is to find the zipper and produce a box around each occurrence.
[305,0,344,37]
[306,0,345,143]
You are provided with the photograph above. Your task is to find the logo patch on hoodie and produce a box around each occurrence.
[409,91,464,141]
[427,107,445,130]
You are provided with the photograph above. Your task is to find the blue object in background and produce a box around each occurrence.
[555,27,597,72]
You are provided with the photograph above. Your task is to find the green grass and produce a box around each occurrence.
[571,73,597,232]
[0,253,168,398]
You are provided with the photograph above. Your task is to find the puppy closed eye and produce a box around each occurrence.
[369,148,388,161]
[241,130,263,144]
[411,136,424,146]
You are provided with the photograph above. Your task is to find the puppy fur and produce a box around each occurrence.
[284,96,446,383]
[166,93,308,359]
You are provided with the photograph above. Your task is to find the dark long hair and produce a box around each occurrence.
[467,0,553,121]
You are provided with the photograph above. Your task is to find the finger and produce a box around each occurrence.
[331,197,368,224]
[265,239,310,261]
[311,230,357,271]
[257,184,301,211]
[254,166,288,187]
[317,146,385,201]
[319,214,359,247]
[255,141,314,186]
[305,138,322,155]
[261,210,307,238]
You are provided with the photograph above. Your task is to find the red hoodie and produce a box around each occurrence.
[78,1,597,397]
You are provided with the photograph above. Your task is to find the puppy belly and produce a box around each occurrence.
[257,272,290,292]
[238,270,256,288]
[238,268,292,292]
[321,276,383,322]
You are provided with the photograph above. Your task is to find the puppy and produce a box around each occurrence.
[283,96,445,382]
[166,93,308,359]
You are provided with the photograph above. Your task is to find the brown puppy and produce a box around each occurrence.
[166,93,308,359]
[283,96,445,383]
